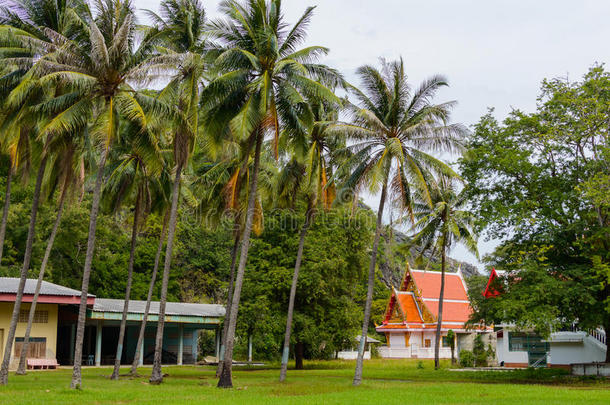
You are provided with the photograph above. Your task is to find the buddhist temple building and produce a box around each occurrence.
[376,264,492,359]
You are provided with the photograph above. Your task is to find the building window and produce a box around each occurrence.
[442,336,452,347]
[424,339,431,348]
[19,310,48,324]
[14,337,47,358]
[508,332,549,352]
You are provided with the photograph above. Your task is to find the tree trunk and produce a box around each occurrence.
[294,341,304,370]
[0,161,13,265]
[217,131,263,389]
[279,205,314,382]
[0,155,47,385]
[353,180,387,387]
[129,210,168,376]
[111,192,141,380]
[216,231,240,377]
[150,164,183,384]
[434,229,448,370]
[16,183,68,375]
[70,148,108,389]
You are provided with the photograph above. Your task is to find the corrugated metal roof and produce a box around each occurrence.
[93,298,225,318]
[0,278,93,297]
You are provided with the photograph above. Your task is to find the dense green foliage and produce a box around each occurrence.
[462,66,610,351]
[0,172,388,361]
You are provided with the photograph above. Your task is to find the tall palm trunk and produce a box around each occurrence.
[0,154,47,385]
[111,192,141,380]
[16,182,68,375]
[217,131,263,389]
[129,210,168,376]
[353,179,387,387]
[216,231,240,377]
[0,160,13,264]
[279,205,314,382]
[150,164,183,384]
[70,148,108,389]
[434,227,448,370]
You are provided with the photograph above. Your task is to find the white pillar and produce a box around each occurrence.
[215,327,220,359]
[178,324,183,366]
[95,321,102,367]
[248,334,253,363]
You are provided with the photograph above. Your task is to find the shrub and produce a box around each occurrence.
[459,350,474,367]
[416,360,425,369]
[473,335,488,367]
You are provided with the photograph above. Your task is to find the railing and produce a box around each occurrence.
[378,346,452,359]
[559,325,606,346]
[589,328,606,345]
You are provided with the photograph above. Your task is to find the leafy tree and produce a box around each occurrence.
[461,66,610,362]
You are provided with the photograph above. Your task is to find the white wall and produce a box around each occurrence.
[549,333,606,366]
[388,333,406,348]
[497,331,528,365]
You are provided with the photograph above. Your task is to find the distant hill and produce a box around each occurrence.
[377,228,479,290]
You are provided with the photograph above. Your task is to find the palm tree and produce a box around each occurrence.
[103,121,163,380]
[0,8,59,381]
[193,137,272,377]
[278,100,342,382]
[139,0,210,384]
[3,0,158,387]
[127,207,169,376]
[205,0,341,388]
[329,58,465,385]
[408,176,478,369]
[0,146,47,385]
[15,130,86,375]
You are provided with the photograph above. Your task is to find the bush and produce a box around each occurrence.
[459,350,474,368]
[416,360,424,369]
[473,335,488,367]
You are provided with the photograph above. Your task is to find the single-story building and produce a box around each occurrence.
[376,264,492,359]
[0,278,224,369]
[483,268,607,368]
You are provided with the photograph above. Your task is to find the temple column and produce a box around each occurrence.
[95,320,102,367]
[178,324,184,366]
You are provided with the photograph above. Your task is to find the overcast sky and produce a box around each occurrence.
[132,0,610,271]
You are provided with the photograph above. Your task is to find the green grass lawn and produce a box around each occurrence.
[1,359,609,404]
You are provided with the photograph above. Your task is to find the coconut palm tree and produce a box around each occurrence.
[102,120,163,380]
[407,176,478,369]
[193,136,273,377]
[329,58,465,385]
[204,0,341,388]
[15,128,87,375]
[2,0,159,387]
[137,0,210,384]
[0,20,56,384]
[278,100,343,382]
[127,207,169,376]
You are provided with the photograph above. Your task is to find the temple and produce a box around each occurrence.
[376,264,492,359]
